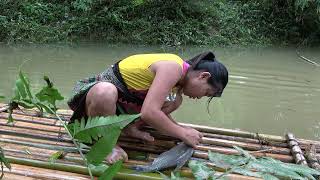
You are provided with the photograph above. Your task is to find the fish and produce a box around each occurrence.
[132,142,194,172]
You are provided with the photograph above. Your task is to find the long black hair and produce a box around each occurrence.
[187,51,229,114]
[186,51,228,97]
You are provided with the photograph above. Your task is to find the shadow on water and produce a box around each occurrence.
[0,43,319,140]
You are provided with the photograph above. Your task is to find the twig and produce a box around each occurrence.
[296,50,320,67]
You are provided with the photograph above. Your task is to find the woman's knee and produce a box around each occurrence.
[86,82,118,116]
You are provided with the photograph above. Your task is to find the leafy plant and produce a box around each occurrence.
[69,115,140,157]
[188,160,215,180]
[0,147,11,179]
[206,146,320,180]
[7,71,64,123]
[68,114,140,178]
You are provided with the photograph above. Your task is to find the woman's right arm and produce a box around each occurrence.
[140,61,202,147]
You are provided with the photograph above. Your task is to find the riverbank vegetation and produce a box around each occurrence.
[1,0,320,46]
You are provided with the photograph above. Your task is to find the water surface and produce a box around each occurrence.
[0,44,319,140]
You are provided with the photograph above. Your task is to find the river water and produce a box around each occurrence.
[0,44,319,140]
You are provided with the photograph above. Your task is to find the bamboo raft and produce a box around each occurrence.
[1,103,320,179]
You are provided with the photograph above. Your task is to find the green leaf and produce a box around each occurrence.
[208,151,247,169]
[188,160,215,180]
[35,76,64,112]
[86,128,121,165]
[0,147,11,170]
[0,95,4,99]
[14,99,35,109]
[48,151,65,164]
[233,146,256,160]
[15,78,27,99]
[18,71,33,99]
[98,160,123,180]
[88,163,108,173]
[72,114,140,143]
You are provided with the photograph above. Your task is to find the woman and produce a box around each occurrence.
[68,51,228,164]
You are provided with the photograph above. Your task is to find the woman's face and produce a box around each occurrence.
[182,72,219,99]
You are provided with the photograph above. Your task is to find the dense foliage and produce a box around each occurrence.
[0,0,319,46]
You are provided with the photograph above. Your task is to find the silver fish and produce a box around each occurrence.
[132,142,194,172]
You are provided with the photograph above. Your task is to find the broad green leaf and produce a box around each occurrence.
[188,160,215,180]
[85,128,121,165]
[233,146,256,160]
[232,167,262,178]
[18,71,33,99]
[15,78,27,99]
[208,151,247,169]
[14,99,35,109]
[35,84,64,111]
[73,114,140,143]
[0,95,4,99]
[98,160,123,180]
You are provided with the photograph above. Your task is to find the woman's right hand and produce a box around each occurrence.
[179,127,203,148]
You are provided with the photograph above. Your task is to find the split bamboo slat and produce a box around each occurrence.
[0,103,319,179]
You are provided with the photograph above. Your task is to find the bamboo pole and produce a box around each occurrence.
[180,123,287,142]
[286,133,308,165]
[0,128,71,142]
[202,133,288,148]
[4,163,91,180]
[6,156,164,180]
[4,152,262,180]
[305,144,320,170]
[201,137,291,155]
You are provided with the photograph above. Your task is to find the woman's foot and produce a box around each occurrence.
[122,122,155,142]
[106,145,128,164]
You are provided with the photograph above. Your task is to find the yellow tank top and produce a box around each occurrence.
[119,54,184,90]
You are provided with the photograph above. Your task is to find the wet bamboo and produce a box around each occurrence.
[286,133,308,166]
[3,107,320,148]
[0,128,71,142]
[0,117,65,133]
[5,144,295,180]
[121,133,292,155]
[196,145,293,162]
[0,138,82,153]
[179,123,287,142]
[0,134,73,147]
[6,156,164,180]
[0,112,62,126]
[202,133,288,148]
[4,163,91,180]
[201,137,291,154]
[305,144,320,170]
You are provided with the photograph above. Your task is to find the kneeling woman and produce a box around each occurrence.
[68,51,228,164]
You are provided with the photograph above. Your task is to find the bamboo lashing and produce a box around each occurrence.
[286,133,308,165]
